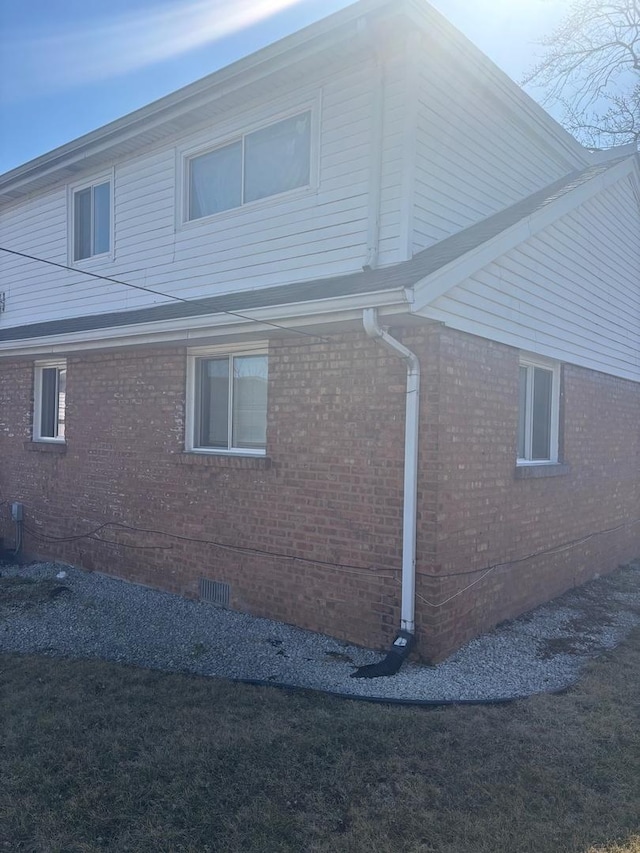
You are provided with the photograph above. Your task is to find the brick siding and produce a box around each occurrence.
[0,324,638,661]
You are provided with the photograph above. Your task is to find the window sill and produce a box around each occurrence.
[24,441,67,454]
[177,452,271,470]
[515,462,570,480]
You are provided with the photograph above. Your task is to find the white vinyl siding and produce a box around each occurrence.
[0,56,404,328]
[411,44,587,253]
[421,175,640,383]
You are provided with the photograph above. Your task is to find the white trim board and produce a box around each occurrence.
[410,156,639,314]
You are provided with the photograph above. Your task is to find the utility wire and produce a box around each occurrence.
[415,517,640,608]
[18,514,640,596]
[0,246,330,344]
[21,520,399,580]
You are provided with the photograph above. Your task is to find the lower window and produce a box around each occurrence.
[187,348,268,453]
[33,360,67,442]
[517,356,560,463]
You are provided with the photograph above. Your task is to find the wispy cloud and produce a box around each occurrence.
[2,0,308,100]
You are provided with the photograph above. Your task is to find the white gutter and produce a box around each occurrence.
[362,307,420,634]
[0,288,410,358]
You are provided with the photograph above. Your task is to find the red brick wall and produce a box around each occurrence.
[0,333,422,649]
[417,328,640,661]
[1,325,638,660]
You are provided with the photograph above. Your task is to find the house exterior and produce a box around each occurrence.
[1,0,639,662]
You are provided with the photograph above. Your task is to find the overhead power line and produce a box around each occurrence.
[0,246,329,343]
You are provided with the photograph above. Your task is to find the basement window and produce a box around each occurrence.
[517,356,560,464]
[186,347,268,455]
[33,360,67,442]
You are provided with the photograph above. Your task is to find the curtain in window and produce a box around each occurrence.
[531,367,552,460]
[198,358,229,448]
[93,182,110,255]
[244,112,311,204]
[517,366,527,459]
[74,188,92,260]
[232,355,267,449]
[57,369,67,439]
[40,368,58,438]
[189,142,242,219]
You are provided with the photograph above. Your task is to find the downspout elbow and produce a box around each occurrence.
[362,308,420,374]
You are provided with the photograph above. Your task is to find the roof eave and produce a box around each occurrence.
[410,155,639,314]
[0,286,411,357]
[0,0,401,200]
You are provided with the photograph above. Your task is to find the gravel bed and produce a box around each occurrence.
[1,559,639,703]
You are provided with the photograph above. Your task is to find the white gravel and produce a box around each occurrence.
[1,559,639,704]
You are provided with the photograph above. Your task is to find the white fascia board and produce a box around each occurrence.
[0,287,409,358]
[411,156,638,314]
[0,0,395,199]
[403,1,588,169]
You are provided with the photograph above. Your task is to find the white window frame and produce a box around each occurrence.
[185,343,268,456]
[33,359,67,444]
[179,99,320,226]
[517,354,561,465]
[68,170,114,264]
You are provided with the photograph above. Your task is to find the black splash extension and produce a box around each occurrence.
[351,630,416,679]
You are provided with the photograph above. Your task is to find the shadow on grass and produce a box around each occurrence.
[1,625,639,853]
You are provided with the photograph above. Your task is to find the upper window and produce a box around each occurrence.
[73,180,111,260]
[187,110,312,221]
[33,360,67,442]
[187,348,268,454]
[517,356,560,464]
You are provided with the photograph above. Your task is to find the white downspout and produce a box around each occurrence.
[363,307,420,635]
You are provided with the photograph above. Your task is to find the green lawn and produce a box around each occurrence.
[1,624,639,853]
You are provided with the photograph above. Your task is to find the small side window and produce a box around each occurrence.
[72,180,111,260]
[517,357,560,464]
[33,360,67,442]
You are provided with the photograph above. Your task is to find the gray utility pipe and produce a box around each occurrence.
[362,308,420,635]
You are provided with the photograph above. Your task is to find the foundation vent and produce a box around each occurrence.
[199,578,230,607]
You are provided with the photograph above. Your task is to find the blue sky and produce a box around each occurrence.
[0,0,567,175]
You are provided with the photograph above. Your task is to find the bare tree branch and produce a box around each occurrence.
[524,0,640,146]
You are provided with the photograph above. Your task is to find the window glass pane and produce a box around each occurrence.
[40,367,58,438]
[74,188,92,260]
[57,369,66,439]
[232,355,267,449]
[189,142,242,219]
[93,182,110,255]
[531,367,552,460]
[244,112,311,204]
[197,358,229,448]
[517,366,527,459]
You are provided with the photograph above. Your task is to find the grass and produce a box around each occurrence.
[1,624,639,853]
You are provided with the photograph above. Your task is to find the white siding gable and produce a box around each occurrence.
[411,32,589,255]
[418,175,640,381]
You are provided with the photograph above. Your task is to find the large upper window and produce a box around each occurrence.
[517,357,560,464]
[187,349,268,454]
[73,180,111,260]
[187,110,312,221]
[33,360,67,442]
